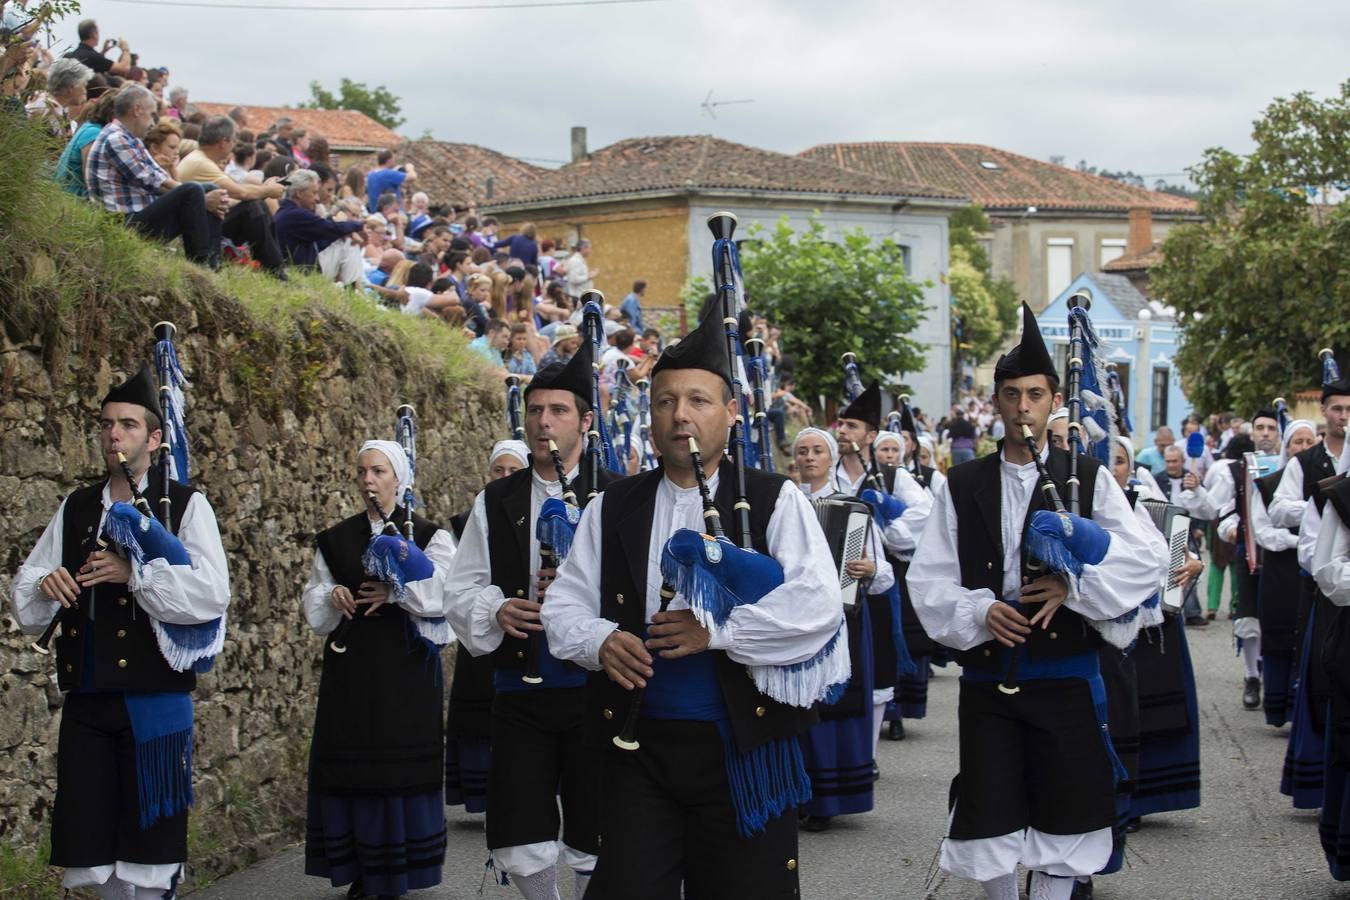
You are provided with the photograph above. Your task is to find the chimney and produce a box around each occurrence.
[484,175,495,201]
[570,126,587,163]
[1127,206,1153,256]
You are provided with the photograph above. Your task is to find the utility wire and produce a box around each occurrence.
[108,0,664,10]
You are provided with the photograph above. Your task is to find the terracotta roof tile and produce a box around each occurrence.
[366,140,549,209]
[799,142,1197,215]
[1102,242,1164,271]
[194,103,403,152]
[483,135,962,207]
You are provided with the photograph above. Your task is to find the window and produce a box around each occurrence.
[1100,238,1127,267]
[1046,238,1074,302]
[1151,368,1170,431]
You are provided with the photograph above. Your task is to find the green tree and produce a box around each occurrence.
[301,79,405,130]
[1151,81,1350,415]
[947,205,1019,372]
[683,215,930,408]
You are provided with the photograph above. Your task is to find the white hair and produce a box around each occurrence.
[168,85,189,104]
[284,168,319,198]
[411,191,428,205]
[113,83,154,118]
[46,58,93,95]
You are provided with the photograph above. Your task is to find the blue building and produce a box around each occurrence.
[1038,272,1193,448]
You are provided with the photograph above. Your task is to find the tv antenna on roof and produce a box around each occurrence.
[701,89,755,119]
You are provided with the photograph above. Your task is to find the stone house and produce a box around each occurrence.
[479,130,968,413]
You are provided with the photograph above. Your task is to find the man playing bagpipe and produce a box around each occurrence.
[445,440,529,819]
[541,305,845,899]
[1213,409,1283,711]
[11,366,230,900]
[444,338,619,900]
[302,439,455,899]
[907,304,1160,900]
[1270,358,1350,810]
[1311,439,1350,880]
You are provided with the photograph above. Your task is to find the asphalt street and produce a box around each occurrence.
[195,615,1350,899]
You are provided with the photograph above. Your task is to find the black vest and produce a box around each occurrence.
[947,445,1102,670]
[483,462,617,671]
[1297,443,1338,513]
[590,460,818,752]
[55,478,200,694]
[882,463,936,495]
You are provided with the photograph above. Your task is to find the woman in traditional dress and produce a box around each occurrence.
[302,440,456,899]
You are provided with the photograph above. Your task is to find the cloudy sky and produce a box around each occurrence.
[59,0,1350,178]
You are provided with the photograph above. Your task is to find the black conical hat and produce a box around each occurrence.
[839,381,881,430]
[898,402,918,437]
[994,302,1058,383]
[525,329,593,404]
[652,301,732,387]
[102,364,163,423]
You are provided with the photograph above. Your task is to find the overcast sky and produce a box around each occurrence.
[61,0,1350,178]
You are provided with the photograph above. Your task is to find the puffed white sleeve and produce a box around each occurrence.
[881,468,934,555]
[302,546,342,635]
[1313,502,1350,605]
[1253,492,1298,553]
[906,481,998,651]
[397,529,457,618]
[1268,459,1307,530]
[10,498,68,635]
[443,491,508,657]
[865,522,894,595]
[1072,466,1164,622]
[540,493,616,670]
[703,482,846,667]
[128,492,231,625]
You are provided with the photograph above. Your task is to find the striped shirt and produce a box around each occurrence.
[85,119,168,214]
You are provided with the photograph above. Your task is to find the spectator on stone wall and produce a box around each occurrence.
[272,167,365,276]
[142,117,182,178]
[163,84,188,120]
[26,57,91,137]
[85,84,225,267]
[564,238,598,301]
[462,273,492,337]
[619,279,646,332]
[505,323,539,377]
[55,90,116,197]
[365,148,414,212]
[63,19,132,78]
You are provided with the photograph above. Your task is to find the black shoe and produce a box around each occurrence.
[1070,877,1095,899]
[1185,616,1209,627]
[801,815,832,832]
[1124,816,1142,833]
[1243,677,1261,710]
[346,882,369,900]
[886,719,905,741]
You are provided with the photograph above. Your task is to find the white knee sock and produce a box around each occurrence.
[1242,637,1261,679]
[1029,870,1074,900]
[511,865,562,900]
[133,886,175,900]
[574,869,592,898]
[981,872,1018,900]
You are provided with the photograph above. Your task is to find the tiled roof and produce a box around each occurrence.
[483,135,963,207]
[799,142,1197,215]
[374,140,549,209]
[1102,242,1163,272]
[194,103,403,152]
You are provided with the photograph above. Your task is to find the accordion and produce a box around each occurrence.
[1140,498,1190,612]
[812,494,872,608]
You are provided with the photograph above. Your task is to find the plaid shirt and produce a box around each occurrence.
[85,119,169,214]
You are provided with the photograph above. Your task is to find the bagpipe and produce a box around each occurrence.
[523,439,582,685]
[608,356,635,473]
[505,375,526,444]
[35,323,223,673]
[579,292,625,496]
[635,376,656,471]
[708,212,760,501]
[330,405,437,654]
[743,332,774,472]
[839,352,888,499]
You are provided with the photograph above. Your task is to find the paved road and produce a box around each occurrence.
[196,619,1348,899]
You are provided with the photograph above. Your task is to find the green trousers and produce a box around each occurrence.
[1206,546,1238,612]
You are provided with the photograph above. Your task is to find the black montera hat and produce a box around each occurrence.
[102,365,163,423]
[994,302,1058,384]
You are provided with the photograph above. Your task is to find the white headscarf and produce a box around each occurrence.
[1049,406,1069,424]
[358,439,412,505]
[1112,434,1136,474]
[792,427,839,464]
[490,439,531,469]
[1280,419,1317,466]
[872,431,903,452]
[917,434,936,462]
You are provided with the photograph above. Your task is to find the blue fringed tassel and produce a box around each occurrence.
[716,721,812,838]
[660,551,739,627]
[1023,527,1084,582]
[124,692,194,828]
[362,540,410,599]
[536,514,578,561]
[152,617,224,673]
[156,338,191,482]
[750,619,852,708]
